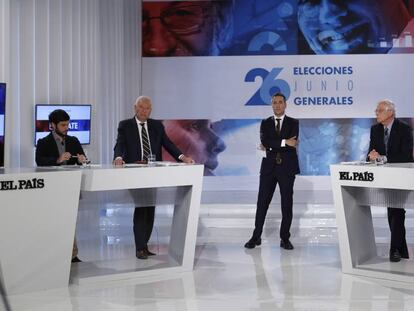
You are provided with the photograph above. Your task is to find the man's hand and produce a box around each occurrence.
[285,136,297,147]
[368,149,380,161]
[57,152,71,164]
[77,154,87,164]
[113,157,125,166]
[181,155,195,164]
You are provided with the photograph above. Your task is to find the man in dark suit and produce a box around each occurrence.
[113,96,194,260]
[245,93,300,250]
[367,99,413,262]
[36,109,87,263]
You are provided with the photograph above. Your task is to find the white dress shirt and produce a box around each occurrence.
[274,114,286,147]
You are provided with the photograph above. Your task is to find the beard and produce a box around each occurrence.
[54,128,67,138]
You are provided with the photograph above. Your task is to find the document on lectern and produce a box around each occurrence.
[154,161,187,166]
[340,161,372,165]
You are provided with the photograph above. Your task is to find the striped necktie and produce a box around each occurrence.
[384,127,389,155]
[140,123,151,161]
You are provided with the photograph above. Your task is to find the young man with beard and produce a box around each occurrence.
[36,109,87,263]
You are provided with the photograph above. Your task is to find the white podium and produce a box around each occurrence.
[0,163,203,294]
[330,163,414,283]
[70,163,204,284]
[0,168,82,295]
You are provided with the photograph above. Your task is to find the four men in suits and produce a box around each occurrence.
[113,96,194,260]
[35,109,88,263]
[245,93,300,250]
[367,99,413,262]
[33,97,412,263]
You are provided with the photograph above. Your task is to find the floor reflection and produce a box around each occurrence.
[5,202,414,311]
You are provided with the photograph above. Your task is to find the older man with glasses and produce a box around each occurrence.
[142,0,233,56]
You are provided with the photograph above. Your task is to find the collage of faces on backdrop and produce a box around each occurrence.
[142,0,414,176]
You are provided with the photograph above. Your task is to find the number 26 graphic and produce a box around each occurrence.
[244,68,290,106]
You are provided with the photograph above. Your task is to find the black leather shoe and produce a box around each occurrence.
[389,250,401,262]
[136,250,148,260]
[244,237,261,249]
[144,246,156,256]
[71,256,82,263]
[280,239,294,250]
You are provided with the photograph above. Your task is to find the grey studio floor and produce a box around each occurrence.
[6,202,414,311]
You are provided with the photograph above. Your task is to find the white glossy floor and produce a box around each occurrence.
[5,203,414,311]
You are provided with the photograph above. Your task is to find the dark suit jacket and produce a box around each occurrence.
[260,116,300,175]
[113,118,182,163]
[367,118,413,163]
[36,132,85,166]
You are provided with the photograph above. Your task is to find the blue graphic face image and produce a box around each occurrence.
[297,0,410,54]
[142,1,233,56]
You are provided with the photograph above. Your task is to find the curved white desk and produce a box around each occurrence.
[71,163,204,284]
[0,163,203,294]
[330,163,414,283]
[0,168,82,295]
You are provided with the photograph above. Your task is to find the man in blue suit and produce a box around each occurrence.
[113,96,194,259]
[245,93,300,250]
[367,99,413,262]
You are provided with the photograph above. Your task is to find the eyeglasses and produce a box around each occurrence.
[142,4,212,36]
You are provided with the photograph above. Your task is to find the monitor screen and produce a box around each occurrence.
[35,104,92,145]
[0,83,5,166]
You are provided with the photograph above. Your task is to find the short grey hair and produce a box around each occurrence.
[378,99,396,115]
[134,95,151,107]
